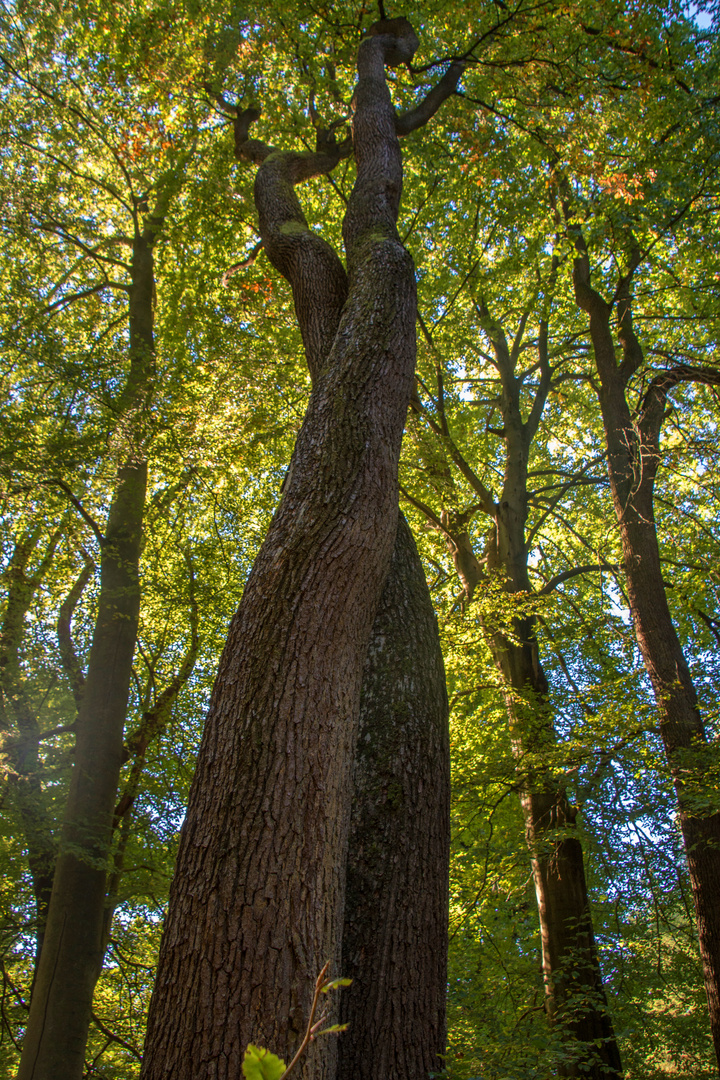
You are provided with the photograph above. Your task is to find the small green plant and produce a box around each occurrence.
[242,962,351,1080]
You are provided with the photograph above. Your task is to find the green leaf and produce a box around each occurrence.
[242,1044,287,1080]
[321,977,352,992]
[315,1023,349,1035]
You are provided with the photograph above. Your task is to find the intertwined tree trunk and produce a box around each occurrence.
[141,21,459,1080]
[573,237,720,1069]
[339,511,449,1080]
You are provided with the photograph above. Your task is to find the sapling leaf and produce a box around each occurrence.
[321,977,352,992]
[315,1023,350,1035]
[242,1044,287,1080]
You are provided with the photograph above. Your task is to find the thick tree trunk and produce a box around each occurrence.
[338,511,449,1080]
[140,25,424,1080]
[139,21,465,1080]
[574,246,720,1069]
[17,228,157,1080]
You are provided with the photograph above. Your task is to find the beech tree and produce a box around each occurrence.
[570,227,720,1068]
[2,2,720,1077]
[402,266,623,1077]
[140,16,461,1080]
[0,8,272,1075]
[11,101,186,1080]
[556,23,720,1061]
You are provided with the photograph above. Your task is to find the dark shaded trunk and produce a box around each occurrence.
[140,21,461,1080]
[490,623,621,1077]
[620,502,720,1067]
[17,225,157,1080]
[483,311,620,1075]
[573,242,720,1069]
[338,511,449,1080]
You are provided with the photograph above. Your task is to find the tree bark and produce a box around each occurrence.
[338,511,449,1080]
[573,241,720,1070]
[17,218,159,1080]
[140,20,459,1080]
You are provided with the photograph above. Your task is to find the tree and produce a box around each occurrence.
[400,252,622,1074]
[140,17,461,1080]
[550,20,720,1059]
[2,2,720,1076]
[15,154,175,1080]
[0,7,252,1073]
[570,224,720,1069]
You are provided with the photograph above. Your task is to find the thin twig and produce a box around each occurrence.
[281,962,330,1079]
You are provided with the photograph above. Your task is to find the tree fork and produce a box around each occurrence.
[141,19,461,1080]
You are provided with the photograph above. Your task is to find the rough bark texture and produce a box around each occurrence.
[139,23,442,1080]
[17,218,159,1080]
[573,240,720,1070]
[338,511,449,1080]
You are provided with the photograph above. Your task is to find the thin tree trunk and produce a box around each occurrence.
[573,238,720,1070]
[17,220,159,1080]
[0,527,61,969]
[409,297,622,1075]
[490,626,621,1077]
[140,21,461,1080]
[338,511,449,1080]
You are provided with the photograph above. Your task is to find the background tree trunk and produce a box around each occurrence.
[573,241,720,1068]
[0,527,61,970]
[408,297,622,1075]
[339,510,450,1080]
[17,223,158,1080]
[491,630,622,1078]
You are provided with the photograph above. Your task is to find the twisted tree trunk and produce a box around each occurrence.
[140,20,460,1080]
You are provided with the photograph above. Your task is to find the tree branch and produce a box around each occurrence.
[57,552,94,709]
[395,61,465,135]
[538,562,619,596]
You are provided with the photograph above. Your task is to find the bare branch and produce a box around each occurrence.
[395,61,465,135]
[43,480,104,546]
[58,552,94,708]
[90,1012,141,1062]
[538,563,619,596]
